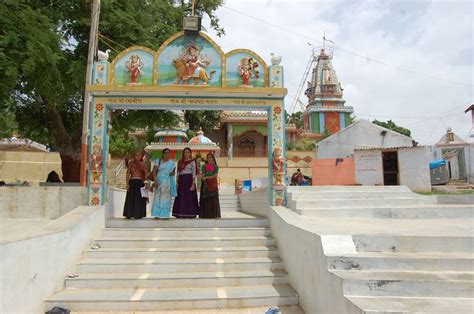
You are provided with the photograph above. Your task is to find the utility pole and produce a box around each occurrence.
[80,0,101,186]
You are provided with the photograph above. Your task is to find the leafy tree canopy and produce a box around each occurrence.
[372,119,412,138]
[0,0,224,180]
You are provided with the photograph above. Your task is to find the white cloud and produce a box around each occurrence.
[203,0,473,144]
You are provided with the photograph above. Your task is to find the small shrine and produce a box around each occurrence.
[144,128,220,161]
[302,49,354,135]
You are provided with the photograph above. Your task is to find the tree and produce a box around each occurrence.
[1,0,224,181]
[288,111,304,129]
[184,110,222,135]
[372,119,412,138]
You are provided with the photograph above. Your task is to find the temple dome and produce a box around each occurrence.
[189,129,214,144]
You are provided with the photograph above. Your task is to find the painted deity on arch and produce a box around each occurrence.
[91,144,103,184]
[173,43,215,85]
[238,57,260,87]
[272,147,284,186]
[126,54,144,85]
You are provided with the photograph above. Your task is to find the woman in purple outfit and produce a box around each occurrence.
[172,147,199,218]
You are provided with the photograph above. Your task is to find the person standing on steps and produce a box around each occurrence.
[123,151,148,219]
[172,147,199,218]
[199,153,221,219]
[150,148,177,219]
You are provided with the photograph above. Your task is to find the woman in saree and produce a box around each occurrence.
[123,151,148,219]
[150,148,177,219]
[172,147,199,218]
[199,153,221,219]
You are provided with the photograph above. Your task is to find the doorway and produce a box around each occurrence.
[382,151,399,185]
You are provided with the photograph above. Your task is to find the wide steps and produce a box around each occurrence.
[85,246,279,259]
[95,236,276,248]
[45,285,298,311]
[353,234,474,253]
[105,217,268,228]
[76,257,283,273]
[66,270,289,289]
[288,197,433,209]
[295,205,474,219]
[327,252,474,271]
[288,191,418,200]
[332,270,474,298]
[346,295,474,314]
[101,227,270,238]
[286,186,411,192]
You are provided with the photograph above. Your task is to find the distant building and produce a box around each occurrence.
[315,119,414,159]
[430,128,473,183]
[302,49,354,136]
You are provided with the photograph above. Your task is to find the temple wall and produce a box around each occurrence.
[0,186,86,219]
[0,151,62,185]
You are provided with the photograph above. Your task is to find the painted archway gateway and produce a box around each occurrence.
[87,31,286,207]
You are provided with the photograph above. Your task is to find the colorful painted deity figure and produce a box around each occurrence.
[126,54,143,84]
[173,43,215,85]
[238,57,259,86]
[272,147,284,186]
[91,144,103,183]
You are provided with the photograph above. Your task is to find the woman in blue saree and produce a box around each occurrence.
[150,148,177,219]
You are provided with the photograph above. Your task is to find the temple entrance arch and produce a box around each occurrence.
[86,31,286,207]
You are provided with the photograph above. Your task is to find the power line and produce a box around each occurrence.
[221,5,473,88]
[98,33,128,51]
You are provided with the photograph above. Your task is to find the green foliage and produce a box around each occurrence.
[1,0,224,179]
[108,129,135,157]
[286,137,316,151]
[0,101,17,139]
[372,119,412,138]
[287,111,304,129]
[184,110,222,134]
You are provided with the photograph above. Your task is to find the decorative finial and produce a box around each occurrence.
[97,49,111,62]
[270,53,282,66]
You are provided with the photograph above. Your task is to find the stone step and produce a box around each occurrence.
[295,205,474,219]
[94,236,276,248]
[65,270,289,289]
[353,234,474,253]
[44,285,298,312]
[288,191,418,200]
[105,217,268,228]
[71,306,305,314]
[288,197,433,210]
[85,246,280,259]
[346,295,474,314]
[76,257,284,273]
[286,186,411,193]
[327,252,474,271]
[332,270,474,298]
[101,227,269,238]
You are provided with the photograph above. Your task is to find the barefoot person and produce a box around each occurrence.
[123,151,148,219]
[172,147,199,218]
[150,148,176,219]
[199,153,221,219]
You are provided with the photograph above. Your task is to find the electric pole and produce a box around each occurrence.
[80,0,101,186]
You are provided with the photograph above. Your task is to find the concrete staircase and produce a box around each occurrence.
[287,186,474,313]
[44,213,299,312]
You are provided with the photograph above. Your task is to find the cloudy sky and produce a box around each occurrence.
[203,0,473,144]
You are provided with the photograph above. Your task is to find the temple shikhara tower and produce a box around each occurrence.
[302,49,353,135]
